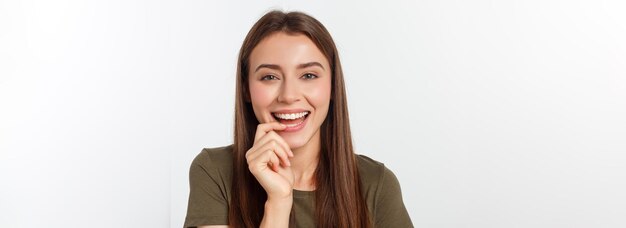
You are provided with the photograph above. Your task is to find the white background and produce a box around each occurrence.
[1,0,625,227]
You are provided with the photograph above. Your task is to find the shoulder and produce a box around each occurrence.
[355,154,402,196]
[356,154,413,226]
[185,145,233,227]
[355,154,384,171]
[355,154,398,186]
[190,145,234,176]
[355,154,404,202]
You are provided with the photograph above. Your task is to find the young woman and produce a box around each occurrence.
[184,10,413,228]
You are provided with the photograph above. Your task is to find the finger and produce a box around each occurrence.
[267,131,294,157]
[248,149,277,174]
[255,130,293,158]
[248,140,291,166]
[248,140,291,167]
[254,122,287,143]
[249,149,281,172]
[246,133,285,161]
[265,139,291,167]
[267,151,281,171]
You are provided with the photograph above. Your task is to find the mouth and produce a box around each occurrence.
[271,111,310,131]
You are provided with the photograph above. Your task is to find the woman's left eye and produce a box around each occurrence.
[302,73,318,80]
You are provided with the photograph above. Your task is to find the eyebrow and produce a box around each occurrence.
[254,61,325,72]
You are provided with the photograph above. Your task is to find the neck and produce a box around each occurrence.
[290,129,321,191]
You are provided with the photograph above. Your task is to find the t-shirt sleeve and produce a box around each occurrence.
[374,166,414,228]
[184,149,229,227]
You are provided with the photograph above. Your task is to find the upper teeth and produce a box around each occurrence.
[273,111,309,120]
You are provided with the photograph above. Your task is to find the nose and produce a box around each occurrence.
[277,78,300,104]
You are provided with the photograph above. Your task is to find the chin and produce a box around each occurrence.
[280,134,310,149]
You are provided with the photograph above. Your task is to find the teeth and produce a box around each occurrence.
[273,111,309,120]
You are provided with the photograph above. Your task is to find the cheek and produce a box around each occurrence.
[248,83,276,121]
[305,78,332,109]
[249,83,274,105]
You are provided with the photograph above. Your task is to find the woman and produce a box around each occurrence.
[184,10,413,228]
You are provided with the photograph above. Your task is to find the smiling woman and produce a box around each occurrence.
[184,10,413,228]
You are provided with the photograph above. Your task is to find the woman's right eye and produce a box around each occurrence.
[261,75,278,81]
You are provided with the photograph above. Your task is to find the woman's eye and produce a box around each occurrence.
[302,73,318,80]
[261,75,278,81]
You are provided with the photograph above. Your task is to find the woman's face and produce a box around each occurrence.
[248,32,332,150]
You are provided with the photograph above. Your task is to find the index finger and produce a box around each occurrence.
[254,121,287,142]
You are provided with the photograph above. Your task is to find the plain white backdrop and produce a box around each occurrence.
[1,0,625,227]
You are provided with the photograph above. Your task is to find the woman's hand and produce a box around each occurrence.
[246,122,295,200]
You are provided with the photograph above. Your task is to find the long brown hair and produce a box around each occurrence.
[230,10,371,228]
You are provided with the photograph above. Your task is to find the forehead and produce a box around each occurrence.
[249,32,330,70]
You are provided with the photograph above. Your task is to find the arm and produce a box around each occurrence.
[246,122,296,228]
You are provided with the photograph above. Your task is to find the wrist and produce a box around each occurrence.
[265,196,293,211]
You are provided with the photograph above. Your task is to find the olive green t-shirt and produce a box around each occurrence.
[184,145,413,228]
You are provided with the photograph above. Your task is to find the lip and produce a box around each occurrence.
[280,113,309,132]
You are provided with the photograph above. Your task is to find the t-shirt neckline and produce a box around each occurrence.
[293,189,315,198]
